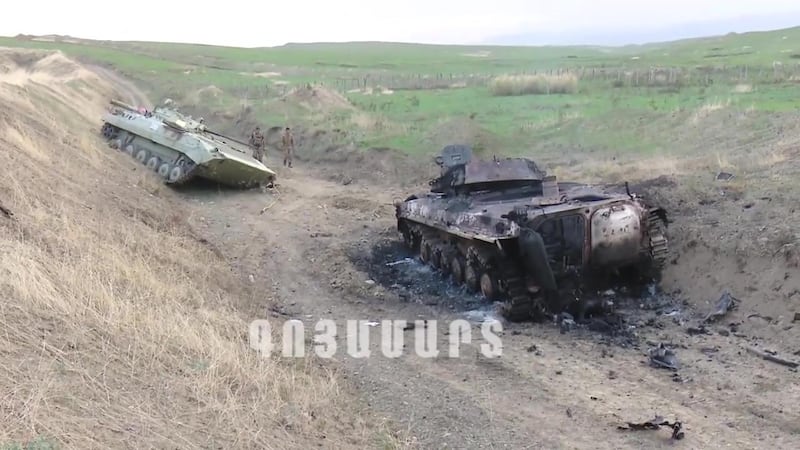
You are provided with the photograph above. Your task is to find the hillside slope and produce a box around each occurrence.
[0,47,393,449]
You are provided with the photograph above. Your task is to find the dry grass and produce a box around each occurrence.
[0,49,398,449]
[348,112,407,135]
[690,98,731,124]
[550,155,686,184]
[488,73,579,96]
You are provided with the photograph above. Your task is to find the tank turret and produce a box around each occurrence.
[429,145,547,195]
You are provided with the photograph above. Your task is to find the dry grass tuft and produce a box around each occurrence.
[690,98,731,124]
[488,73,579,96]
[552,155,685,184]
[0,49,395,449]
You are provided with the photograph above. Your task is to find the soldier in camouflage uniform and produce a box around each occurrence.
[281,127,294,168]
[249,126,266,162]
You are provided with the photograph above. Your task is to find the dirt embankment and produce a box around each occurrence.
[0,47,399,449]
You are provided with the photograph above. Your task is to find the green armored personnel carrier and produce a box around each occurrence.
[100,99,276,187]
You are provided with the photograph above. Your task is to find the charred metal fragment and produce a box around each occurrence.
[618,416,685,440]
[704,290,738,323]
[745,346,799,368]
[0,202,13,220]
[649,343,679,371]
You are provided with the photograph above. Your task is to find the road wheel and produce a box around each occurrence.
[135,149,148,164]
[480,272,499,301]
[168,165,183,183]
[419,238,433,264]
[451,255,465,284]
[431,246,442,270]
[464,263,479,293]
[146,156,160,171]
[439,250,452,276]
[157,162,171,178]
[402,229,414,249]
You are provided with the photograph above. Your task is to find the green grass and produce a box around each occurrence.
[0,436,58,450]
[2,27,800,159]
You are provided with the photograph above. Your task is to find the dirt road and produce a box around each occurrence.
[173,159,800,449]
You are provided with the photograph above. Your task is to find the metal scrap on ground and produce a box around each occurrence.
[618,415,685,440]
[648,343,679,371]
[745,346,799,369]
[0,202,12,220]
[715,171,735,181]
[704,290,738,323]
[686,290,739,335]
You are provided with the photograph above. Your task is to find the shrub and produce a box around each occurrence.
[488,73,579,96]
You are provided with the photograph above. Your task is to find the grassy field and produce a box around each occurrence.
[2,27,799,165]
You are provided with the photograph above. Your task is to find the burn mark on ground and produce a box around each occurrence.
[347,237,488,313]
[558,283,689,348]
[350,238,688,348]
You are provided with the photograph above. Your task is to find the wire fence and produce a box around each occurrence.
[307,64,800,93]
[206,62,800,102]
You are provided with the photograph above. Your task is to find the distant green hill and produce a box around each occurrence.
[4,25,800,74]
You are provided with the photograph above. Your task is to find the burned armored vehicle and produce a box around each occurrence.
[100,99,276,187]
[395,145,669,321]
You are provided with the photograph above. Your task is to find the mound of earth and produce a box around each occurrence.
[0,47,98,86]
[280,84,355,112]
[0,48,385,448]
[187,84,224,104]
[296,139,433,189]
[423,117,501,156]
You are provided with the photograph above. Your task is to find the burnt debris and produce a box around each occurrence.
[0,201,13,220]
[618,415,685,440]
[648,343,680,371]
[745,346,799,369]
[704,290,738,323]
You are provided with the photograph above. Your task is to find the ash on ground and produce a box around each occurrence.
[348,238,487,313]
[556,284,690,348]
[351,235,689,348]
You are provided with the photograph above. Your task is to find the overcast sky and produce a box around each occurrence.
[1,1,800,47]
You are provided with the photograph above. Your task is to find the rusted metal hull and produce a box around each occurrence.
[395,146,669,321]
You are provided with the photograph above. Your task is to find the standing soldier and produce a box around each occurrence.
[281,126,295,168]
[249,126,266,162]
